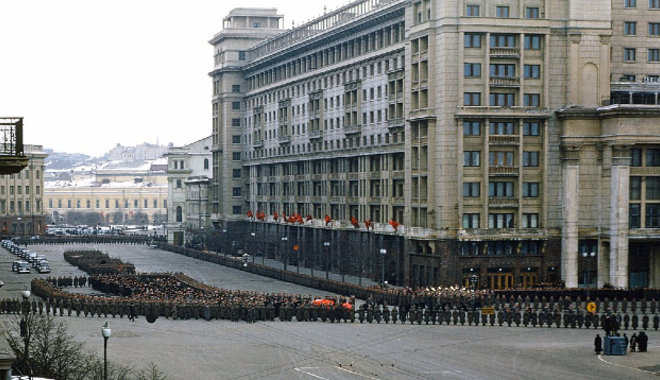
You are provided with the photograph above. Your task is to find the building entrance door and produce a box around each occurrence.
[488,273,513,289]
[520,272,537,288]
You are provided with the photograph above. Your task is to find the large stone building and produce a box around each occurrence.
[0,144,48,236]
[208,1,660,289]
[166,136,213,245]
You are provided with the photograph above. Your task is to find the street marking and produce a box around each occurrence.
[294,367,330,380]
[335,366,381,379]
[597,354,658,376]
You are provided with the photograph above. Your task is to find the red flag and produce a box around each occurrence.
[306,214,313,221]
[257,211,265,221]
[364,219,372,231]
[296,214,304,224]
[389,219,400,231]
[247,210,254,218]
[273,211,278,221]
[350,216,359,228]
[324,214,332,226]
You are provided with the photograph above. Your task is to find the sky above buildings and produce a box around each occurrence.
[0,0,347,156]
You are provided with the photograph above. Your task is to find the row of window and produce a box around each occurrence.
[48,199,166,209]
[464,34,543,49]
[0,185,39,195]
[465,63,541,79]
[0,170,40,180]
[630,203,660,228]
[464,181,541,198]
[465,5,541,19]
[623,21,660,36]
[463,92,541,107]
[0,199,40,214]
[623,47,660,62]
[460,241,542,256]
[462,213,539,229]
[624,0,660,9]
[463,120,542,136]
[463,151,541,167]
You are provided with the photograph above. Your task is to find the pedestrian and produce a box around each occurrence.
[630,333,637,352]
[594,334,602,355]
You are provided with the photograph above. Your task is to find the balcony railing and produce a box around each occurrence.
[489,76,520,87]
[489,166,519,176]
[0,117,28,174]
[489,48,520,58]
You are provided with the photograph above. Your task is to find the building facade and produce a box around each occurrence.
[166,136,213,245]
[0,144,48,236]
[209,1,660,289]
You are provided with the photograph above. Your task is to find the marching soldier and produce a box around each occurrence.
[383,306,390,324]
[391,307,398,324]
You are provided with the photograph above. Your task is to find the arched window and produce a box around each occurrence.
[176,206,183,222]
[204,158,209,170]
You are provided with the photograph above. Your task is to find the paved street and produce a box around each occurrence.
[1,244,659,379]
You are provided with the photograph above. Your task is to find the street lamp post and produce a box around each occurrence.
[281,236,288,271]
[250,232,256,263]
[323,241,330,280]
[102,322,111,380]
[21,289,31,379]
[379,248,387,286]
[469,274,478,311]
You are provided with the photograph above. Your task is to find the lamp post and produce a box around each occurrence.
[250,232,256,263]
[102,322,111,380]
[222,229,227,256]
[379,248,387,286]
[323,241,330,280]
[469,273,478,311]
[21,289,31,379]
[281,236,288,271]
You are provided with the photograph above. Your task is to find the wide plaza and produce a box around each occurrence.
[1,244,658,379]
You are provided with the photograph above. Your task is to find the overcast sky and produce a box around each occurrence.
[0,0,348,156]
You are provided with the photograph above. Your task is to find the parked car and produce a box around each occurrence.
[36,261,50,274]
[16,261,30,274]
[12,260,25,272]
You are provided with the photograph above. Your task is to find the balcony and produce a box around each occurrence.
[0,117,28,174]
[489,166,519,176]
[253,139,264,148]
[489,135,519,145]
[392,170,405,179]
[344,125,361,135]
[278,135,291,144]
[309,130,323,140]
[490,76,520,88]
[387,118,405,130]
[489,48,520,58]
[488,197,519,208]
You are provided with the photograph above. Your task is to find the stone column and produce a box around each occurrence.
[609,145,631,288]
[649,246,660,288]
[561,145,580,288]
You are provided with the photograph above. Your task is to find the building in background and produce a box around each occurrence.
[208,1,660,289]
[0,144,48,236]
[166,136,213,246]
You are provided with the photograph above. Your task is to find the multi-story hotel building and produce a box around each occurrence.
[209,1,660,289]
[0,144,48,236]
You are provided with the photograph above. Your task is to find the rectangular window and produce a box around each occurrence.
[464,63,481,77]
[463,121,481,136]
[625,0,637,7]
[490,64,515,77]
[632,149,642,166]
[651,0,660,8]
[646,204,660,227]
[464,92,481,106]
[522,213,539,228]
[489,121,515,135]
[232,101,241,110]
[647,149,660,166]
[624,21,637,35]
[232,187,242,196]
[232,85,241,92]
[630,176,642,200]
[232,205,242,215]
[496,6,510,17]
[232,152,241,160]
[649,49,660,62]
[238,51,246,60]
[523,121,541,136]
[522,182,540,197]
[462,213,480,228]
[624,48,637,61]
[464,33,482,48]
[463,182,480,197]
[630,204,641,228]
[523,151,540,167]
[647,177,660,199]
[232,169,242,178]
[524,35,542,50]
[232,135,241,144]
[488,182,514,197]
[488,213,514,228]
[525,7,539,18]
[524,93,541,107]
[466,4,479,16]
[464,151,481,167]
[489,93,515,106]
[490,34,516,48]
[232,118,241,127]
[489,151,514,167]
[524,64,540,79]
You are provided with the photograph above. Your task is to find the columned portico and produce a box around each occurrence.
[561,145,580,288]
[609,145,630,288]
